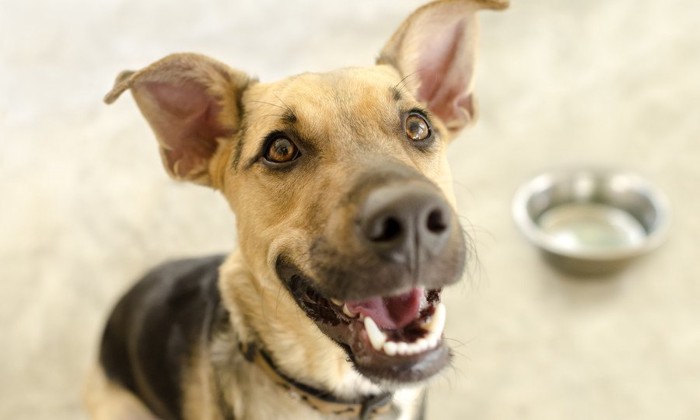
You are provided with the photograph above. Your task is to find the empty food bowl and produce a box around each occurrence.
[512,168,670,275]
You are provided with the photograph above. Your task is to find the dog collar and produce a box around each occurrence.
[239,342,394,419]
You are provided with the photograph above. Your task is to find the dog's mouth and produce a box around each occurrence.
[284,272,450,384]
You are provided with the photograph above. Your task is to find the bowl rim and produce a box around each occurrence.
[512,167,671,261]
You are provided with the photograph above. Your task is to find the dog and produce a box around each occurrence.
[85,1,508,419]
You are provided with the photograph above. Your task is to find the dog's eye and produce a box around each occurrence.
[405,113,432,145]
[264,137,300,164]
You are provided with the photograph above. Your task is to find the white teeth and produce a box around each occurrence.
[363,316,387,351]
[342,304,356,318]
[330,298,343,306]
[391,333,438,356]
[383,341,398,356]
[421,303,446,338]
[362,303,448,357]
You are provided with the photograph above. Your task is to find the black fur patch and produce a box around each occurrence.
[99,255,226,420]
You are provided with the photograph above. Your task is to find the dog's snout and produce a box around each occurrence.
[360,184,452,265]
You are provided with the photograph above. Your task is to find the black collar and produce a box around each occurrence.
[239,342,394,419]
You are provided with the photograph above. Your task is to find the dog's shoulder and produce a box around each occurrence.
[99,254,227,420]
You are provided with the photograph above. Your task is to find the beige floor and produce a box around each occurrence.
[2,0,699,419]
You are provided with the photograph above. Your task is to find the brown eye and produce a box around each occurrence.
[264,137,300,164]
[405,113,432,144]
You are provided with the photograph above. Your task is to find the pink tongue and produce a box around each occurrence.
[345,288,423,330]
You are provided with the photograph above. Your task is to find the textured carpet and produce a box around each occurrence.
[2,0,699,418]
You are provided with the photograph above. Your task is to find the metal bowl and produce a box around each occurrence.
[512,168,670,275]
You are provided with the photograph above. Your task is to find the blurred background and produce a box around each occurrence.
[1,0,699,418]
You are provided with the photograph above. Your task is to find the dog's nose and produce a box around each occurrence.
[359,184,452,265]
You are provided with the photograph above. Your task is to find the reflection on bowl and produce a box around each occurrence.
[512,168,670,275]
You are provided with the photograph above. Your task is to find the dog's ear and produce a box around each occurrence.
[104,53,253,186]
[379,0,508,134]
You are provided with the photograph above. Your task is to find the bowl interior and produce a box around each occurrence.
[515,169,669,261]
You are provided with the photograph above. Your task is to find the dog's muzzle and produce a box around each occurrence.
[276,169,466,384]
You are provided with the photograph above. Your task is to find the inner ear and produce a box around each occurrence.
[416,18,476,126]
[142,81,229,180]
[379,0,508,135]
[104,53,254,186]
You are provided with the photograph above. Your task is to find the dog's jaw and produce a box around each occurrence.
[275,256,453,385]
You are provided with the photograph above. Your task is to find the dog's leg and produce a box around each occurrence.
[83,364,157,420]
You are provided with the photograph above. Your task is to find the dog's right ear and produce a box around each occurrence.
[104,53,254,186]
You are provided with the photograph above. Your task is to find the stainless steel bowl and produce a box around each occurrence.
[512,168,671,275]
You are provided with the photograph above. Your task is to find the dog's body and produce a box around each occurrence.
[85,1,507,419]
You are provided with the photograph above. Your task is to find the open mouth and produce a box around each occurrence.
[285,272,450,383]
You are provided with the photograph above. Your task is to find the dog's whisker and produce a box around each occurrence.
[258,113,290,121]
[248,100,288,111]
[272,93,294,116]
[392,71,420,96]
[442,336,469,351]
[273,283,285,317]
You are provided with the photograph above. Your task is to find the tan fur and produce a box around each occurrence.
[84,366,157,420]
[89,1,508,418]
[181,347,225,420]
[217,68,455,392]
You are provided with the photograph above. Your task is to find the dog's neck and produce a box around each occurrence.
[217,252,425,419]
[218,252,383,396]
[238,341,394,418]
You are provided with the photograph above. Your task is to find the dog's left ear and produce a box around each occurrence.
[379,0,508,135]
[104,53,254,186]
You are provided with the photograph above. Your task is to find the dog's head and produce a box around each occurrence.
[106,0,507,386]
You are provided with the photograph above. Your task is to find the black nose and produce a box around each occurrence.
[359,183,453,265]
